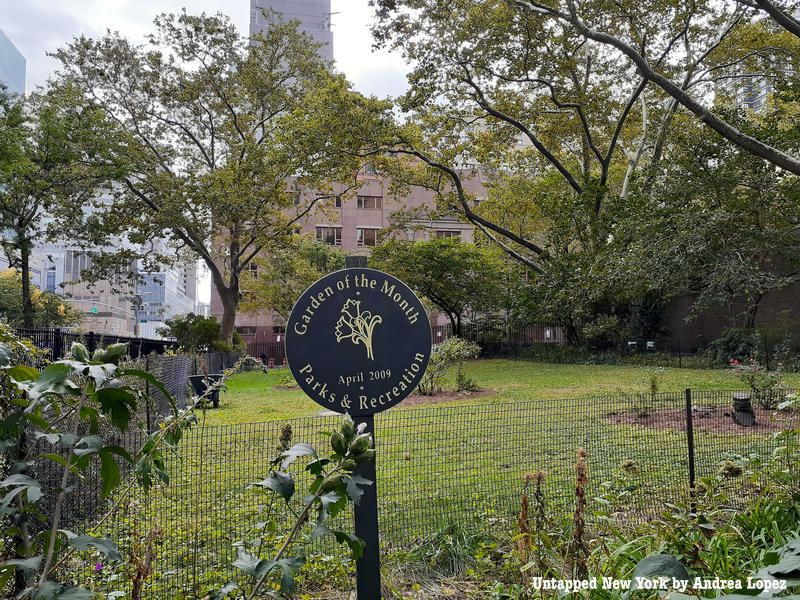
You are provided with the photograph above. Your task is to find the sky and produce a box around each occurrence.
[1,0,411,303]
[1,0,409,98]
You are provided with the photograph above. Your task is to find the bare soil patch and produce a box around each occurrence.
[401,388,495,406]
[606,404,800,434]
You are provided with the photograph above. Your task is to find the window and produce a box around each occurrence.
[357,195,383,209]
[316,226,342,246]
[436,230,461,239]
[357,228,379,247]
[272,326,286,334]
[65,251,94,282]
[248,263,259,275]
[334,197,342,208]
[290,190,301,206]
[46,267,56,293]
[236,326,257,336]
[362,163,379,176]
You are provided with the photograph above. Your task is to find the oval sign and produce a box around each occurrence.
[285,268,431,416]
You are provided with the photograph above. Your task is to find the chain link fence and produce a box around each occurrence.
[53,388,799,598]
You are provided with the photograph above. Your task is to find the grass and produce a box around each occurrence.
[76,360,800,598]
[202,359,800,425]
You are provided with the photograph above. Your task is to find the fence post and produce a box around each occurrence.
[87,331,97,354]
[145,355,152,435]
[684,388,696,510]
[52,328,63,360]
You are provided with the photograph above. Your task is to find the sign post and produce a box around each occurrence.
[285,260,431,599]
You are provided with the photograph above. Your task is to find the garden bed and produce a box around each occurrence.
[606,405,800,434]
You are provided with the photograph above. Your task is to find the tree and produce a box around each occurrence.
[239,236,344,320]
[0,269,83,327]
[365,0,799,345]
[370,237,505,334]
[620,108,800,330]
[373,0,800,174]
[0,85,113,327]
[156,312,222,352]
[53,10,392,343]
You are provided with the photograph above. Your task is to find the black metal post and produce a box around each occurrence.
[345,255,368,269]
[87,331,97,354]
[353,414,381,600]
[145,355,152,434]
[343,254,381,598]
[52,328,63,360]
[685,389,696,510]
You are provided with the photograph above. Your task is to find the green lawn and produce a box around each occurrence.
[202,359,797,425]
[77,360,799,598]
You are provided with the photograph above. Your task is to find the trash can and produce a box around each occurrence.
[188,374,223,408]
[732,392,756,427]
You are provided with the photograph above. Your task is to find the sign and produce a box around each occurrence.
[285,268,431,416]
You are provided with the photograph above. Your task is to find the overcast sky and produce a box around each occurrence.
[2,0,410,99]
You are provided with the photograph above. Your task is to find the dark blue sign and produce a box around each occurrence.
[286,268,431,415]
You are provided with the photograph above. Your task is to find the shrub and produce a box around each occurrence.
[455,363,479,392]
[417,337,480,396]
[730,357,789,409]
[709,327,762,365]
[218,414,374,598]
[0,336,199,598]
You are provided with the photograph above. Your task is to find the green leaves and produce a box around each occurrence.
[237,415,375,597]
[331,431,347,455]
[95,386,137,431]
[279,442,317,469]
[0,342,11,366]
[13,363,75,401]
[118,368,177,411]
[62,531,122,562]
[754,537,800,587]
[0,474,43,512]
[345,474,373,506]
[624,554,690,599]
[311,524,366,560]
[91,342,128,364]
[251,472,295,502]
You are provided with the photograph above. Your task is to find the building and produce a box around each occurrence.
[0,28,25,97]
[250,0,333,62]
[211,171,482,346]
[25,240,197,337]
[715,12,798,111]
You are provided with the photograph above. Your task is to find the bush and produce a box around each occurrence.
[418,337,480,395]
[730,358,789,409]
[709,328,762,365]
[516,344,714,368]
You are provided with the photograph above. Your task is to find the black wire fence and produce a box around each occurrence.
[52,388,798,598]
[14,327,177,360]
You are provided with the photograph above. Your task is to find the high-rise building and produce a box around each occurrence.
[250,0,333,62]
[0,28,25,97]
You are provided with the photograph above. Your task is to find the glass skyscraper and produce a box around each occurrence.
[0,28,25,97]
[250,0,333,62]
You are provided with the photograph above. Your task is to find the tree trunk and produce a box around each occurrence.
[19,240,34,328]
[745,293,764,330]
[445,312,458,338]
[563,319,581,346]
[218,286,239,345]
